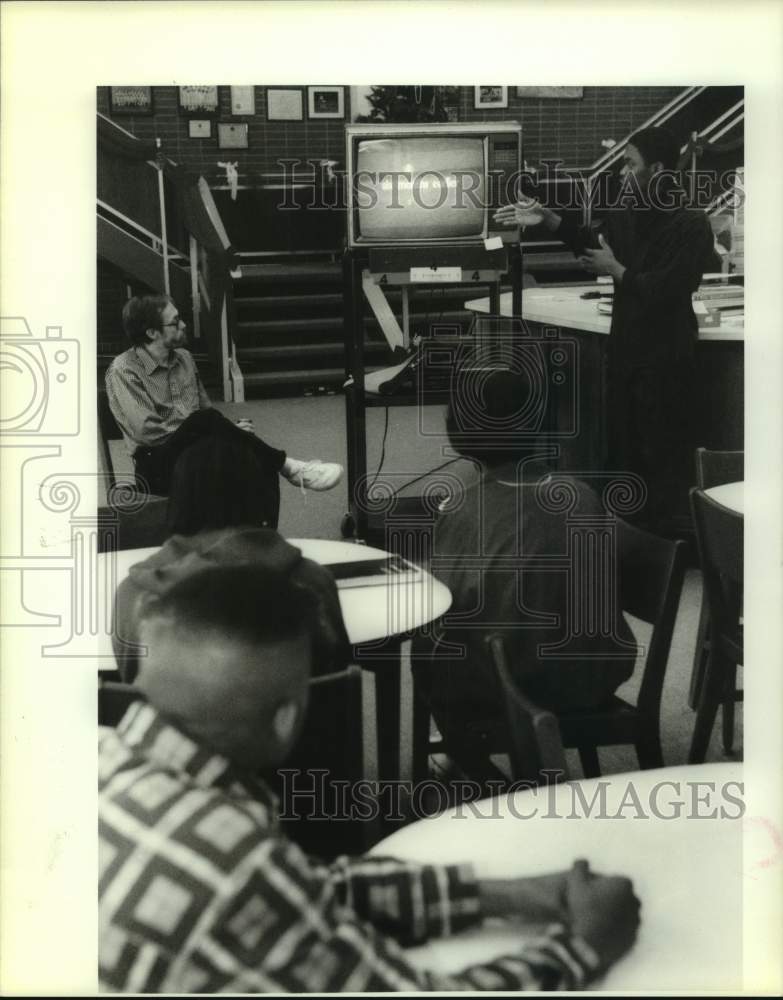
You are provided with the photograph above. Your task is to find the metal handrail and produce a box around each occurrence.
[97,200,188,261]
[582,86,706,174]
[98,111,240,400]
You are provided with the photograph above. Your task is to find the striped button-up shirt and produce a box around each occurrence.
[99,702,599,993]
[105,346,211,454]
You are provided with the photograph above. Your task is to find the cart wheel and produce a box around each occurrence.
[340,513,356,539]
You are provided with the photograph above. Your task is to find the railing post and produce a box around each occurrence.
[689,131,698,206]
[220,297,232,402]
[156,137,170,295]
[189,235,201,340]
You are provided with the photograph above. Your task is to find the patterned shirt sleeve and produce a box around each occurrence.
[325,853,482,945]
[203,838,600,993]
[105,362,170,448]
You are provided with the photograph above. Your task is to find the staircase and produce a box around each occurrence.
[232,261,491,394]
[96,114,236,398]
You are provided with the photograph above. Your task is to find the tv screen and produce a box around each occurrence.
[355,137,486,242]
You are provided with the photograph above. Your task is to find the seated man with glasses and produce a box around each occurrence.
[105,295,342,509]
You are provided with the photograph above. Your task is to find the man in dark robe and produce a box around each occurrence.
[496,126,719,531]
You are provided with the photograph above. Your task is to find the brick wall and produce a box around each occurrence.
[98,84,685,185]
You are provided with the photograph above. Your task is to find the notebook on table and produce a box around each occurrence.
[325,554,423,589]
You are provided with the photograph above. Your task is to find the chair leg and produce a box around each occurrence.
[688,603,711,710]
[635,732,664,770]
[688,651,727,764]
[578,745,601,778]
[721,662,738,754]
[411,692,431,784]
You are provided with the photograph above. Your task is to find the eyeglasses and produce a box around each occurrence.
[162,318,185,329]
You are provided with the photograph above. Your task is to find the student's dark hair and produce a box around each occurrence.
[445,367,547,467]
[122,294,173,346]
[146,562,316,647]
[627,125,681,171]
[167,434,280,535]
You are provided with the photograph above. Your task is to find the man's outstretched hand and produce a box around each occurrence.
[565,859,641,971]
[493,197,562,232]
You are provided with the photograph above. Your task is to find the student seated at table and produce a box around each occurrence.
[105,294,343,498]
[111,527,350,685]
[412,369,638,784]
[99,528,640,992]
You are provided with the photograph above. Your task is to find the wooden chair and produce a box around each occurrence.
[97,496,170,552]
[98,680,141,727]
[688,488,743,763]
[695,448,744,492]
[555,520,687,776]
[272,665,369,860]
[413,519,686,781]
[485,634,570,784]
[689,448,744,713]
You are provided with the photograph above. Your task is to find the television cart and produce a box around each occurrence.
[342,241,522,544]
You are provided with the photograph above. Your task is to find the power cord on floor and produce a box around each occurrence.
[368,406,390,490]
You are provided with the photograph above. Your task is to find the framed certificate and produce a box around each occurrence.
[267,88,303,121]
[230,86,255,115]
[217,122,249,149]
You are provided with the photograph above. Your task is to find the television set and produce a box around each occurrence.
[345,122,522,248]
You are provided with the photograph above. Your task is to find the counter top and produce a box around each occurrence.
[465,285,744,342]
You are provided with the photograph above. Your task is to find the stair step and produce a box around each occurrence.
[236,309,472,340]
[235,292,345,311]
[238,341,390,362]
[235,262,342,284]
[241,368,347,389]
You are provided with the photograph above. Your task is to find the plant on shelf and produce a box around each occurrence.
[355,86,459,123]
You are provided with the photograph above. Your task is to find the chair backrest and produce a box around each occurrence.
[690,488,743,645]
[486,634,570,785]
[616,519,687,717]
[695,447,744,491]
[99,680,142,727]
[272,665,367,859]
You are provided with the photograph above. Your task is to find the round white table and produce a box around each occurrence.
[98,538,451,783]
[705,480,744,515]
[98,538,451,651]
[372,763,745,992]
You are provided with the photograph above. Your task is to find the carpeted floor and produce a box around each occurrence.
[103,393,742,777]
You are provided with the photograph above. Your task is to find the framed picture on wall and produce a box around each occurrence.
[516,86,584,99]
[307,86,345,119]
[109,86,154,115]
[474,86,508,109]
[179,86,220,116]
[188,119,212,139]
[267,88,304,121]
[230,86,256,115]
[217,122,249,149]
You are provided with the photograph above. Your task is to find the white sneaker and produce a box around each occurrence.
[284,459,343,492]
